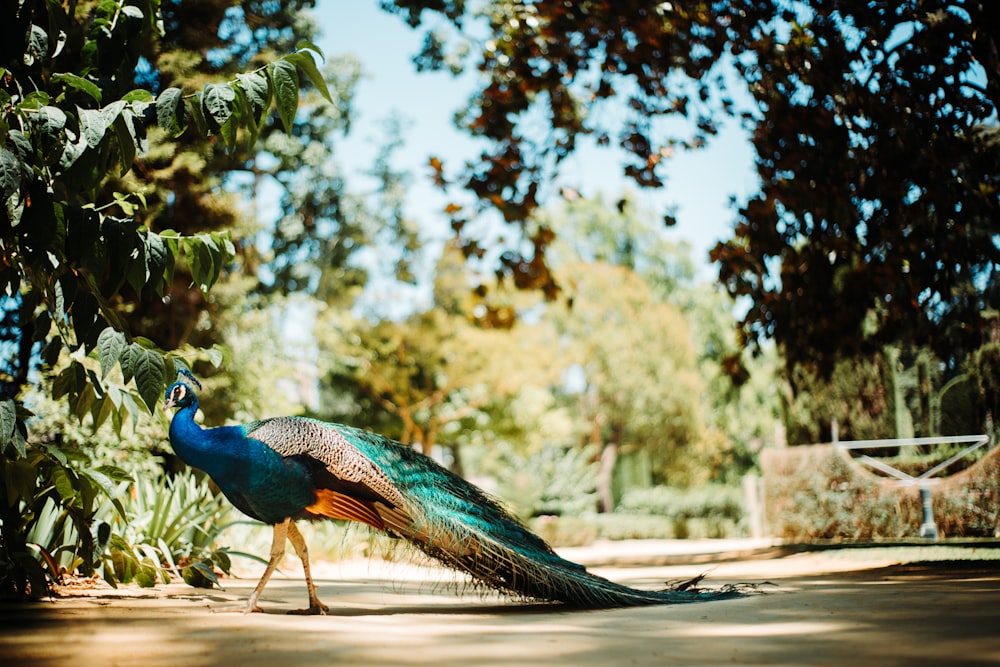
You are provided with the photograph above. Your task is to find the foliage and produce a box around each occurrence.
[760,443,1000,540]
[547,261,706,484]
[783,351,898,445]
[314,242,555,471]
[761,445,913,540]
[383,1,1000,375]
[1,439,132,596]
[713,3,1000,372]
[617,484,745,526]
[541,194,778,484]
[102,469,237,589]
[969,339,1000,429]
[384,0,740,297]
[491,442,600,519]
[0,0,329,597]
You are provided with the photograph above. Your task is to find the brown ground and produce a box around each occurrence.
[3,540,999,667]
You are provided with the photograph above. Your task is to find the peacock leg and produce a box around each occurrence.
[286,521,329,615]
[244,519,289,613]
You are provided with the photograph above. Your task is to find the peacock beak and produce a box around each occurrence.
[163,397,176,411]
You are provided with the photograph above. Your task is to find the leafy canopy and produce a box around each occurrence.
[382,0,1000,371]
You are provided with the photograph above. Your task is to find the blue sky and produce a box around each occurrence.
[312,2,759,282]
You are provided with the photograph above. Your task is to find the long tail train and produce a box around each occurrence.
[340,424,741,607]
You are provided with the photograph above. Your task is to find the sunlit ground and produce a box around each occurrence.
[4,540,999,667]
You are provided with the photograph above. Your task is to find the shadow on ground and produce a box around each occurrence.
[3,551,1000,667]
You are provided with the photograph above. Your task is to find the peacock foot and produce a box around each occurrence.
[288,601,329,616]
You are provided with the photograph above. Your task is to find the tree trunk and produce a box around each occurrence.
[597,440,618,514]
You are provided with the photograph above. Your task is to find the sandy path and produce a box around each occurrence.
[3,541,999,667]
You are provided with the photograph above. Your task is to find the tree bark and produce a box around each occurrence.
[597,440,618,514]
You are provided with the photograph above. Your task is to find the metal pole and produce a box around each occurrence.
[918,485,939,540]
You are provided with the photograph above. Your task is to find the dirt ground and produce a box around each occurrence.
[3,539,1000,667]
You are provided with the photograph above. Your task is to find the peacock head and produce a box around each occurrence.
[163,370,202,411]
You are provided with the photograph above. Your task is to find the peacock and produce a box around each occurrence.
[163,371,738,614]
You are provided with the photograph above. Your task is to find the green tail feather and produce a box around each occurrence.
[337,425,740,608]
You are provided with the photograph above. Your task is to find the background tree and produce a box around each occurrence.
[314,242,553,474]
[713,4,1000,374]
[547,261,705,510]
[382,0,1000,375]
[541,194,775,482]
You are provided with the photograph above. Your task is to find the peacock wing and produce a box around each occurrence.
[244,417,409,531]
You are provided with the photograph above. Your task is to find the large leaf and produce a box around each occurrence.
[144,232,169,294]
[236,70,271,127]
[202,83,236,133]
[286,50,333,103]
[0,399,19,457]
[96,327,127,378]
[0,146,22,201]
[132,346,165,412]
[268,59,299,133]
[36,106,68,165]
[155,87,187,137]
[51,73,102,104]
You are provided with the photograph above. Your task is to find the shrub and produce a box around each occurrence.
[760,444,1000,540]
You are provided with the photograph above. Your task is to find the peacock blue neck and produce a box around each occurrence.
[168,400,244,480]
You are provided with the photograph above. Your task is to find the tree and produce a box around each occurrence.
[314,242,552,474]
[382,0,1000,373]
[0,0,329,596]
[547,261,705,510]
[712,3,1000,373]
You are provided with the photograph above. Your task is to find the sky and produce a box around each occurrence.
[311,2,760,286]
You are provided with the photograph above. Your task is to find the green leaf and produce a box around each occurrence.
[155,87,187,137]
[73,381,97,421]
[0,399,19,456]
[268,59,299,133]
[96,327,127,378]
[145,232,168,293]
[135,565,157,588]
[186,92,208,136]
[78,105,113,148]
[112,113,136,176]
[122,89,154,103]
[202,83,236,133]
[36,106,68,165]
[24,24,48,67]
[53,362,85,401]
[236,70,271,126]
[91,394,114,430]
[295,40,326,60]
[286,50,333,104]
[0,147,21,204]
[82,467,128,520]
[19,90,51,110]
[51,466,78,503]
[119,342,138,384]
[133,347,165,412]
[183,559,219,588]
[52,73,102,103]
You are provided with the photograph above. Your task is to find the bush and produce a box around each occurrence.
[760,444,1000,540]
[101,469,238,588]
[491,443,600,519]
